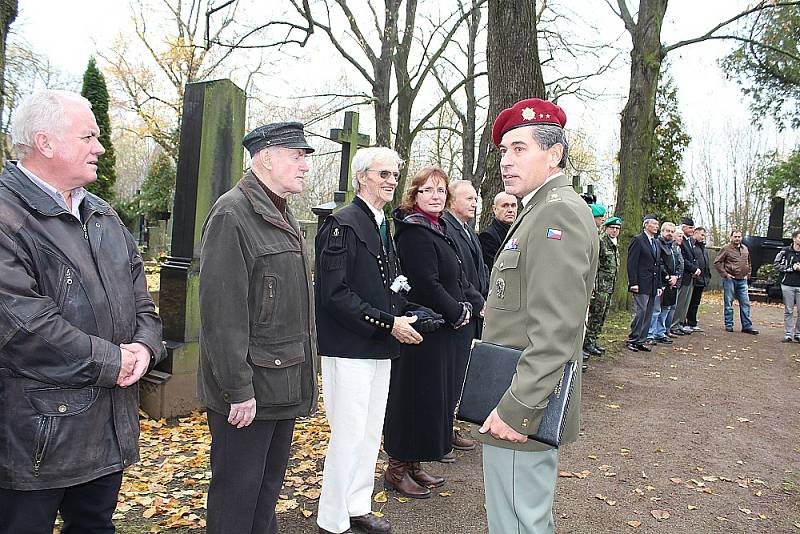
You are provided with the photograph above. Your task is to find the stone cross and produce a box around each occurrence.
[312,111,370,225]
[140,79,246,419]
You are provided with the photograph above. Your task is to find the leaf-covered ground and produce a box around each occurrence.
[113,294,800,533]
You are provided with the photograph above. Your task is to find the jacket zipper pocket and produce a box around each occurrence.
[258,275,277,323]
[56,268,74,309]
[33,415,53,477]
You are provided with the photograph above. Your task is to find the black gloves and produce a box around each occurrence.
[406,306,445,333]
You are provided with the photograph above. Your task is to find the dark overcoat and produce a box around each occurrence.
[627,232,662,296]
[383,209,479,461]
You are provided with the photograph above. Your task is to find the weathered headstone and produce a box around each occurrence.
[311,111,370,226]
[140,79,246,419]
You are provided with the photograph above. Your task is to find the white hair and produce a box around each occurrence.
[11,90,93,159]
[350,147,403,192]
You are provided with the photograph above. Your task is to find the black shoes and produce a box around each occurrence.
[625,342,639,352]
[742,328,759,335]
[584,344,603,356]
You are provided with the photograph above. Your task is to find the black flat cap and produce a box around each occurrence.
[680,216,694,226]
[242,121,315,157]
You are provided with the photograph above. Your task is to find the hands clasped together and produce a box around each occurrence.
[116,342,152,388]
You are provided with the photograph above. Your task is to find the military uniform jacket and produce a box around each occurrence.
[315,197,408,359]
[477,174,598,452]
[595,232,619,294]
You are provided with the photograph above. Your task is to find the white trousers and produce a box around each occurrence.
[317,356,391,533]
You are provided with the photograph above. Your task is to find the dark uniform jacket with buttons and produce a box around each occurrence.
[198,171,318,420]
[476,173,598,452]
[0,161,162,491]
[315,197,412,359]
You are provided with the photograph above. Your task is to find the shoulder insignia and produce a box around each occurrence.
[328,222,345,248]
[546,228,563,240]
[545,189,562,203]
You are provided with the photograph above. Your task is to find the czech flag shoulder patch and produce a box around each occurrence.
[546,228,562,240]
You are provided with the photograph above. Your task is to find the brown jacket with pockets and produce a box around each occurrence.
[197,170,318,420]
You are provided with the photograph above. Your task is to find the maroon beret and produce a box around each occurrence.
[492,98,567,147]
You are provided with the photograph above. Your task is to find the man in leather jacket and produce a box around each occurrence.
[0,90,162,532]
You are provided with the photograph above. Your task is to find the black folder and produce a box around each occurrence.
[456,341,578,447]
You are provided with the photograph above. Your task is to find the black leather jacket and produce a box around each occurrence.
[0,162,162,490]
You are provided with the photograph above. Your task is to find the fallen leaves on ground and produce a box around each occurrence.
[120,408,333,531]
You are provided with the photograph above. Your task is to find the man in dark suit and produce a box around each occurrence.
[443,180,489,303]
[479,191,517,267]
[626,214,664,352]
[442,179,488,452]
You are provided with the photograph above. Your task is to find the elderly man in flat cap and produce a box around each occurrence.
[198,122,319,534]
[477,98,598,533]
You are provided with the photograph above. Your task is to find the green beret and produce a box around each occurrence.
[590,204,606,217]
[603,216,623,227]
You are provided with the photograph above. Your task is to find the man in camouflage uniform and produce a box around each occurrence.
[583,216,622,357]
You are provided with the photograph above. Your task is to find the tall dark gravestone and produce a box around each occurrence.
[140,79,246,419]
[767,196,785,239]
[311,111,370,226]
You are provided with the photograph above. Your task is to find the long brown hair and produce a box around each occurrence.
[399,167,450,213]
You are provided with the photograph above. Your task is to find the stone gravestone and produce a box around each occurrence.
[139,79,246,419]
[311,111,370,226]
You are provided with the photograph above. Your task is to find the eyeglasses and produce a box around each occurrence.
[367,169,400,180]
[418,187,447,196]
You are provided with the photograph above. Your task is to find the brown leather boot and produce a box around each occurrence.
[383,458,431,499]
[452,430,476,451]
[408,462,445,488]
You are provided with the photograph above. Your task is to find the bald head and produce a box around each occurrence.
[493,192,518,224]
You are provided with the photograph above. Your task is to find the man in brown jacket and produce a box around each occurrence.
[713,229,759,334]
[198,122,319,534]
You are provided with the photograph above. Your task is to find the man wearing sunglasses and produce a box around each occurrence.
[315,147,443,534]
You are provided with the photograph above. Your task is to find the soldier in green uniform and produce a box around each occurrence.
[477,97,598,534]
[583,216,622,357]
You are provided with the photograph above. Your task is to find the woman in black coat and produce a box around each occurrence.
[383,167,481,498]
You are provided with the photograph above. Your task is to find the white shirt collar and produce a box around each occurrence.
[358,195,384,226]
[17,162,85,220]
[521,171,564,208]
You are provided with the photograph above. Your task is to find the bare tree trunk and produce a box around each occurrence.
[480,0,545,230]
[612,0,667,308]
[0,0,17,161]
